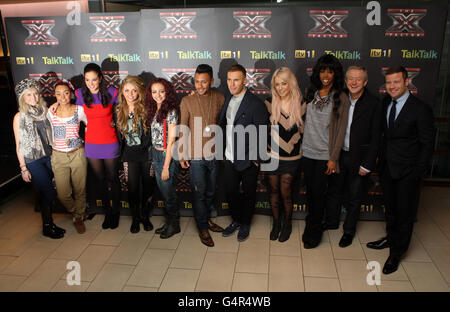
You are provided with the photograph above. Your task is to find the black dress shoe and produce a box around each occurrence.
[339,233,354,248]
[383,255,401,274]
[366,237,389,250]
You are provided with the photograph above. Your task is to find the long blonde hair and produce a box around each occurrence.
[18,88,47,115]
[270,67,303,130]
[116,75,148,136]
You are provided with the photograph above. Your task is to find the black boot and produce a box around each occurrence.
[155,222,168,234]
[51,222,66,235]
[102,208,112,229]
[278,218,292,242]
[129,202,140,234]
[109,200,120,230]
[160,219,181,239]
[141,200,153,231]
[43,223,64,239]
[270,218,281,240]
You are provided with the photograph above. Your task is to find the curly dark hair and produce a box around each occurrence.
[145,78,179,125]
[82,63,111,108]
[305,54,345,116]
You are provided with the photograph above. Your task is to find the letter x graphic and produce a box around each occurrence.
[90,20,126,40]
[23,23,58,43]
[161,16,196,36]
[309,14,348,36]
[386,13,425,34]
[246,72,270,93]
[233,15,271,36]
[163,71,194,93]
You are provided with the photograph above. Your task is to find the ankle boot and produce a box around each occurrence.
[155,222,168,234]
[129,202,140,234]
[278,218,292,242]
[130,218,140,233]
[160,219,181,239]
[270,218,281,240]
[50,222,66,234]
[43,224,64,239]
[110,211,120,229]
[140,200,153,231]
[102,208,111,229]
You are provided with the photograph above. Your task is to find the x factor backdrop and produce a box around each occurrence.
[5,3,448,220]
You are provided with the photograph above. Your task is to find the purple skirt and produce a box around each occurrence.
[84,142,119,159]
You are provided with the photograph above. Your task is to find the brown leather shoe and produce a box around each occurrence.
[208,220,224,233]
[74,217,86,234]
[199,230,214,247]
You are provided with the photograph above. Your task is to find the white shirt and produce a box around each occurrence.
[225,91,246,162]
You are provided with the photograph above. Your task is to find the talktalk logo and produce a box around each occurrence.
[102,71,128,89]
[233,11,271,39]
[379,67,419,94]
[90,16,126,42]
[324,50,360,60]
[41,56,74,65]
[250,50,286,60]
[108,53,141,62]
[29,73,62,97]
[177,50,212,60]
[160,12,197,39]
[246,69,270,94]
[385,9,426,37]
[308,10,348,38]
[22,19,59,46]
[162,68,195,93]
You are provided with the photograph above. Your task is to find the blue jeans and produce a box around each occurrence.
[189,159,217,231]
[26,156,57,224]
[151,147,180,220]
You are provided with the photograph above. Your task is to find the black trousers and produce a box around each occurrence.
[223,160,259,226]
[326,151,368,236]
[381,166,421,257]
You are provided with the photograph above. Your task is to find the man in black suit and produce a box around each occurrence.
[219,64,269,242]
[367,66,435,274]
[326,66,382,248]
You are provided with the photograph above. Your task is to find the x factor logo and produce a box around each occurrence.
[22,20,59,46]
[379,67,419,94]
[103,71,128,89]
[29,73,62,97]
[308,10,348,38]
[233,11,271,39]
[246,69,270,94]
[162,68,195,93]
[90,16,126,42]
[160,12,197,39]
[386,9,426,37]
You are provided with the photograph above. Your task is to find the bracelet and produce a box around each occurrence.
[21,169,28,174]
[163,164,169,169]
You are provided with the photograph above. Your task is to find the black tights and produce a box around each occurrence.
[269,173,294,221]
[127,161,156,215]
[88,158,120,211]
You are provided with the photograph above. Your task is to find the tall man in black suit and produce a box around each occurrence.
[326,66,382,248]
[367,66,435,274]
[219,64,269,242]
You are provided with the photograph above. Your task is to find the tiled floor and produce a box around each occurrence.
[0,186,450,292]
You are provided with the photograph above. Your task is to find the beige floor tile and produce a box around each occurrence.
[2,239,62,276]
[71,245,116,282]
[211,216,232,230]
[51,280,90,292]
[208,232,239,254]
[235,238,269,274]
[335,259,377,292]
[355,221,386,244]
[127,249,174,288]
[122,286,158,292]
[17,259,68,292]
[269,255,304,292]
[0,231,40,257]
[425,245,450,284]
[413,221,450,247]
[377,280,415,292]
[249,215,270,239]
[403,235,432,262]
[269,234,301,257]
[0,256,17,272]
[108,232,152,265]
[90,223,129,246]
[232,273,268,292]
[196,252,237,292]
[49,228,100,260]
[170,235,208,270]
[304,277,341,292]
[184,218,199,236]
[87,263,134,292]
[0,275,27,291]
[159,268,200,292]
[301,242,337,278]
[426,205,450,232]
[362,245,409,281]
[148,230,183,250]
[329,229,366,260]
[403,262,450,292]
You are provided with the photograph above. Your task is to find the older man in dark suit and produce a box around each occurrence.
[367,66,435,274]
[325,65,382,248]
[218,64,269,242]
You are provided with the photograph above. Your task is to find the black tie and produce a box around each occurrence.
[388,99,397,128]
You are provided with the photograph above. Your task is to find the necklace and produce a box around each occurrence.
[313,91,331,111]
[197,92,213,133]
